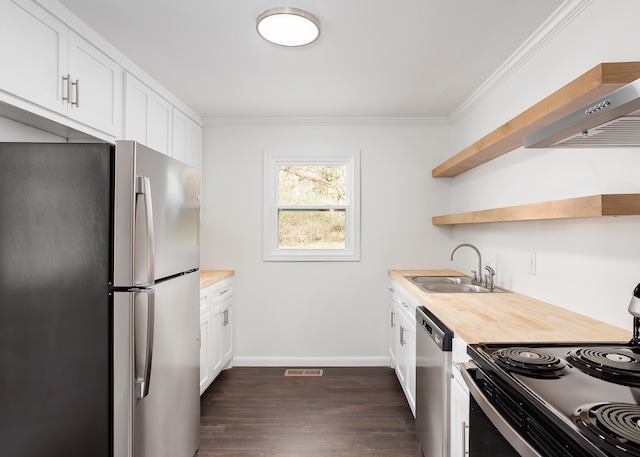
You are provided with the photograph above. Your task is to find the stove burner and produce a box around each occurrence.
[574,403,640,457]
[492,347,565,377]
[567,347,640,387]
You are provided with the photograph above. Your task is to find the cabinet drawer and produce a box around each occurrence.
[391,286,417,324]
[208,277,233,306]
[452,336,470,364]
[199,288,209,314]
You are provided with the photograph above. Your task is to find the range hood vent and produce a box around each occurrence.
[524,78,640,148]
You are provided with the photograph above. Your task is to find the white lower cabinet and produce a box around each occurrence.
[451,336,470,457]
[390,279,472,446]
[199,277,233,395]
[388,302,398,369]
[220,302,233,364]
[210,297,233,377]
[399,311,416,416]
[199,307,212,393]
[388,280,416,417]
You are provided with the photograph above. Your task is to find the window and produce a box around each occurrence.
[263,150,360,261]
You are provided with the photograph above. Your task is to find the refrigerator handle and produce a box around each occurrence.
[136,176,155,285]
[135,289,155,399]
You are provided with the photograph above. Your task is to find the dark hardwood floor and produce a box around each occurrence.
[199,367,423,457]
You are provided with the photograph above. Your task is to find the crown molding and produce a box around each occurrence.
[203,116,450,127]
[449,0,595,123]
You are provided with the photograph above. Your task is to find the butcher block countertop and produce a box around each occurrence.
[389,270,631,344]
[200,270,234,289]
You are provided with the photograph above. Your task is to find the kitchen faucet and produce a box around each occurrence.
[450,243,495,289]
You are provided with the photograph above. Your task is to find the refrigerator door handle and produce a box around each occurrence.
[135,289,155,399]
[136,176,156,285]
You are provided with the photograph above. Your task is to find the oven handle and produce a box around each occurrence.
[459,363,545,457]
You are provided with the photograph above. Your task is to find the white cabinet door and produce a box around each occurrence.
[199,309,212,395]
[124,74,150,145]
[221,302,233,365]
[67,32,122,136]
[172,108,203,168]
[0,1,122,137]
[200,278,234,393]
[148,95,172,155]
[405,322,416,417]
[199,288,212,395]
[451,336,471,457]
[210,306,224,375]
[388,302,398,368]
[124,74,172,155]
[186,119,203,169]
[396,311,407,388]
[172,109,188,163]
[397,309,416,417]
[388,281,418,418]
[211,298,233,379]
[451,375,470,457]
[0,0,68,114]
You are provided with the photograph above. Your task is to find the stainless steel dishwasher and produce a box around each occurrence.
[416,305,454,457]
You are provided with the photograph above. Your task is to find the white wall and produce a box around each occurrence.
[201,121,452,365]
[448,0,640,330]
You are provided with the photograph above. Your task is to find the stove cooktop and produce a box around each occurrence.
[469,342,640,457]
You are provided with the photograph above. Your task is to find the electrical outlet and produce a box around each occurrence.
[527,251,537,275]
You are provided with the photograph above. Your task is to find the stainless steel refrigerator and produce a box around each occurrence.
[0,140,201,457]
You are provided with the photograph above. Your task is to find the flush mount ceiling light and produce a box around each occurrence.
[256,7,320,47]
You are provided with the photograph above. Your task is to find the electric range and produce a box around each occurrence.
[467,341,640,457]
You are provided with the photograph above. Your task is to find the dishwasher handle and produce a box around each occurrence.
[416,305,453,351]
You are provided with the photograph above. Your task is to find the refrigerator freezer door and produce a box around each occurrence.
[113,140,200,287]
[114,271,200,457]
[0,143,111,457]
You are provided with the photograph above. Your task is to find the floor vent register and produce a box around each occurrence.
[284,369,324,377]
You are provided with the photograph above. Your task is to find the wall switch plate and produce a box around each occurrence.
[527,251,537,275]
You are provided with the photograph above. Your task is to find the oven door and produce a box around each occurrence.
[460,364,544,457]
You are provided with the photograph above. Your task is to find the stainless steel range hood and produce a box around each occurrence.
[524,77,640,148]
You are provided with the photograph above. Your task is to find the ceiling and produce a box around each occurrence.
[58,0,563,119]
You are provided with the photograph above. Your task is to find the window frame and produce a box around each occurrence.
[263,150,360,261]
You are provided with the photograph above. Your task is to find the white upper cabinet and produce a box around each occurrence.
[126,75,202,166]
[0,0,202,165]
[172,108,202,168]
[0,0,68,115]
[0,0,123,138]
[124,74,172,156]
[67,31,122,136]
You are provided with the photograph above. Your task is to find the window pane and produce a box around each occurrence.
[278,165,346,205]
[278,209,346,249]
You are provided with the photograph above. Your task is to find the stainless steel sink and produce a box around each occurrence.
[404,275,472,285]
[404,275,509,293]
[421,283,508,293]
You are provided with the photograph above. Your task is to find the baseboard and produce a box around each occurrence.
[232,356,391,367]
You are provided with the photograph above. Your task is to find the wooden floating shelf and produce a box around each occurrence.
[432,62,640,178]
[432,194,640,225]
